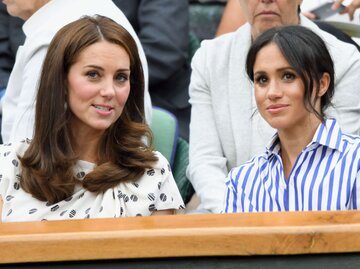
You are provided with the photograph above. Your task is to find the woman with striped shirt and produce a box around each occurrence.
[224,25,360,213]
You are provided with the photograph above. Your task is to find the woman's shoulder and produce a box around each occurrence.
[200,23,250,49]
[150,151,172,173]
[341,132,360,149]
[194,25,248,59]
[135,151,173,185]
[192,24,251,74]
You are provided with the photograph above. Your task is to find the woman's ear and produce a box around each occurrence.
[318,72,330,97]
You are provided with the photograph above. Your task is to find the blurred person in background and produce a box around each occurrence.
[216,0,360,36]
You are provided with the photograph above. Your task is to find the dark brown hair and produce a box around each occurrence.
[19,15,158,204]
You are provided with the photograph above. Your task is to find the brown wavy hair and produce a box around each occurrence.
[19,15,158,204]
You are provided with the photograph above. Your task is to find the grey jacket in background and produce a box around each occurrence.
[113,0,191,140]
[0,2,25,89]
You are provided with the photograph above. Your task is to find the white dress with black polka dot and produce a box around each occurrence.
[0,141,185,222]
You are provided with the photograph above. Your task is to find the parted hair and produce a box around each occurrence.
[19,15,158,204]
[246,25,335,121]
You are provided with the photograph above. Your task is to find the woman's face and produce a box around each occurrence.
[67,40,131,138]
[252,42,322,133]
[238,0,302,39]
[3,0,50,20]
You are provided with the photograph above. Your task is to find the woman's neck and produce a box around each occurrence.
[72,130,103,164]
[278,118,321,180]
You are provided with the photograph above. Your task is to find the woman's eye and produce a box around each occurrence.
[115,73,129,82]
[86,71,99,79]
[255,75,268,85]
[283,72,296,81]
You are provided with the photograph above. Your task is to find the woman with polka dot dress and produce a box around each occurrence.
[0,16,184,222]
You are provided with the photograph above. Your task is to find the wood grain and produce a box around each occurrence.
[0,210,360,263]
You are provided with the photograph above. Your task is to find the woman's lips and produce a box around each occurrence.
[266,104,289,114]
[92,104,114,116]
[256,11,279,17]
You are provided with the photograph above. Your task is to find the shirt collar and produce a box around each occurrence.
[312,118,343,151]
[265,133,281,157]
[265,118,343,158]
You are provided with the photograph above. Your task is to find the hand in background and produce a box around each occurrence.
[302,11,317,20]
[332,0,360,20]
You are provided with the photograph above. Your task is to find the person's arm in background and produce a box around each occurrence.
[216,0,246,36]
[187,45,229,213]
[6,42,48,142]
[333,0,360,20]
[0,3,14,97]
[303,0,360,21]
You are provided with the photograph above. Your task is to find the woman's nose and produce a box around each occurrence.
[267,81,283,100]
[100,79,115,98]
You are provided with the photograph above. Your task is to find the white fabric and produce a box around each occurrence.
[0,141,184,222]
[188,15,360,213]
[1,0,152,143]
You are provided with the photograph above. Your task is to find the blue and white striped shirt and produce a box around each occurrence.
[224,119,360,213]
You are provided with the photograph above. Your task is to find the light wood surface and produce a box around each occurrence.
[1,210,360,264]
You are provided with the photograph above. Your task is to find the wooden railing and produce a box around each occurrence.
[0,210,360,264]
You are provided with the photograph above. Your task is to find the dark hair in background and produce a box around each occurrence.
[246,25,334,121]
[19,15,158,204]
